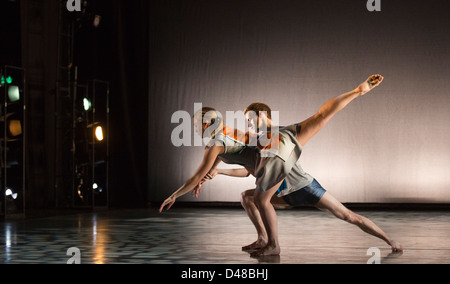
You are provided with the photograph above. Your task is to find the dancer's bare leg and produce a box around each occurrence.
[297,75,384,146]
[315,192,403,252]
[252,181,285,257]
[241,190,267,251]
[241,189,292,251]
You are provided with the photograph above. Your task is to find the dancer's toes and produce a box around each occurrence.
[242,239,266,251]
[358,74,384,95]
[390,240,403,253]
[250,244,280,257]
[367,74,384,88]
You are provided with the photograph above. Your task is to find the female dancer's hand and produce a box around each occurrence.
[191,181,205,198]
[159,196,176,213]
[205,169,219,180]
[191,170,219,198]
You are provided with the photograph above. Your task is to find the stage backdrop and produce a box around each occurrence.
[149,0,450,204]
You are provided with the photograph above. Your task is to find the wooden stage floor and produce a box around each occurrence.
[1,207,450,264]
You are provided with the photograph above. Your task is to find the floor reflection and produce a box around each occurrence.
[1,208,450,264]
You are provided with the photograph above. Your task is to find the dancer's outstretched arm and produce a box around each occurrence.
[296,74,384,146]
[159,145,224,212]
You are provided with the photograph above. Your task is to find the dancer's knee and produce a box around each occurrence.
[253,192,271,209]
[342,210,362,225]
[240,190,254,207]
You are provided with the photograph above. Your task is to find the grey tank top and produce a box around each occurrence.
[208,125,314,195]
[207,127,259,174]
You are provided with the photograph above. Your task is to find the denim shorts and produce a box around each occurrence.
[281,179,327,207]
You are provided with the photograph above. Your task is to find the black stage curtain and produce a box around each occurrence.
[17,0,149,209]
[73,0,150,208]
[105,0,150,208]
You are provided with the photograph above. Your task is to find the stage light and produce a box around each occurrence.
[8,85,20,102]
[93,183,103,193]
[95,126,103,141]
[0,114,23,139]
[83,98,92,111]
[1,65,26,218]
[5,189,18,200]
[93,15,101,28]
[74,80,110,208]
[8,119,22,137]
[0,75,13,86]
[77,184,84,200]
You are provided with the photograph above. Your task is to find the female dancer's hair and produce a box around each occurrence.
[194,107,218,124]
[194,107,224,138]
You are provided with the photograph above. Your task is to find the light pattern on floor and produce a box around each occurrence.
[1,208,450,264]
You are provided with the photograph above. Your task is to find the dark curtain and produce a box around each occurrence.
[108,0,149,207]
[17,0,149,209]
[70,0,150,208]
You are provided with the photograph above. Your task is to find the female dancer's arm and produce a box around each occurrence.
[201,168,252,186]
[296,74,384,146]
[192,168,251,198]
[190,157,222,198]
[217,168,251,178]
[159,145,224,212]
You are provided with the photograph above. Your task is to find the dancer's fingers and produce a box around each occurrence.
[194,184,202,198]
[159,198,175,213]
[195,187,202,198]
[159,201,169,213]
[192,182,204,198]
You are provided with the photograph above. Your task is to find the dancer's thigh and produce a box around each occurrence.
[315,192,351,219]
[242,187,291,209]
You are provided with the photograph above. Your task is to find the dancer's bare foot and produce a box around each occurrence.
[357,74,384,96]
[390,240,403,253]
[250,242,280,257]
[242,239,267,251]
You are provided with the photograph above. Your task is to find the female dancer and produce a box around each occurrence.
[160,75,402,256]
